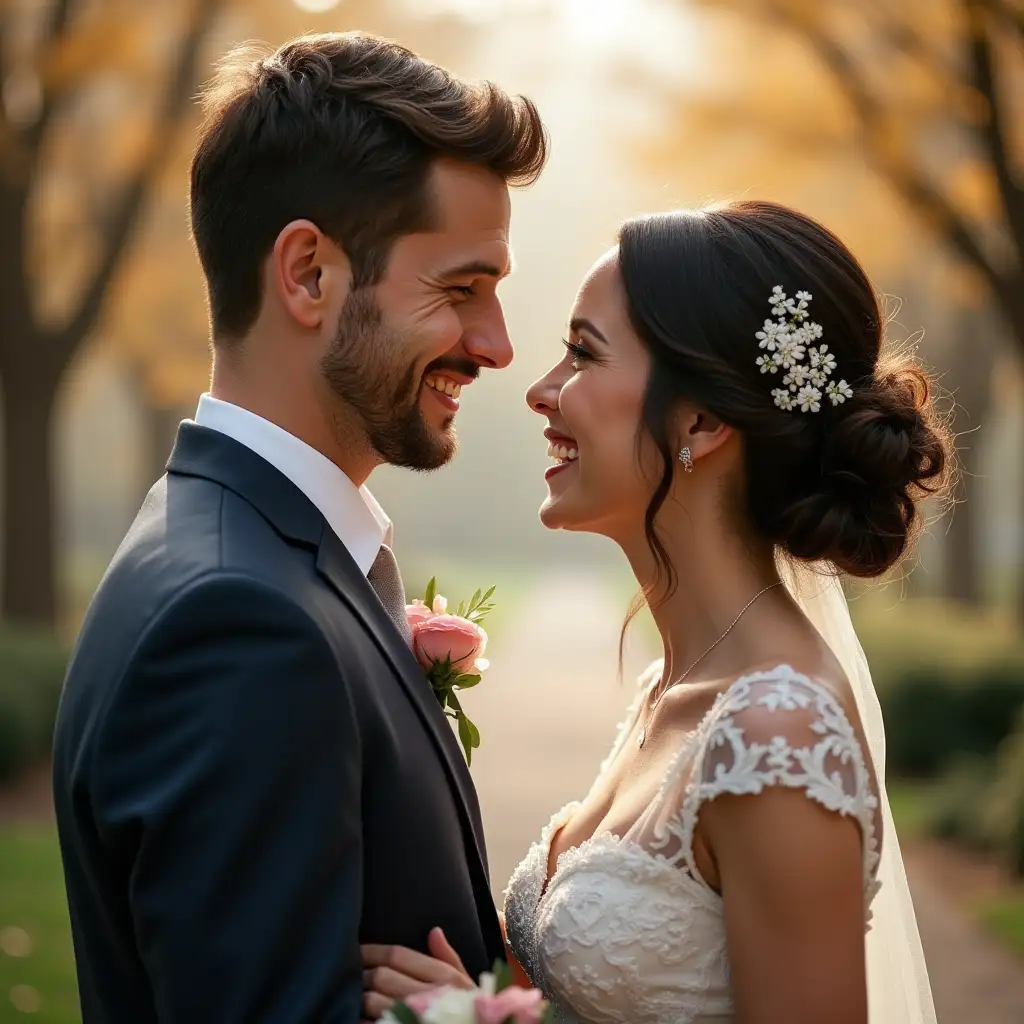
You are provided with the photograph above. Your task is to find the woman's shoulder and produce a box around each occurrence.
[711,662,862,733]
[655,660,863,746]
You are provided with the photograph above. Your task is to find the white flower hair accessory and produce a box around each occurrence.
[756,286,853,412]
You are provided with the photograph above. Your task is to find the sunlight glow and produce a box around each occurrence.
[292,0,343,13]
[401,0,547,21]
[559,0,632,45]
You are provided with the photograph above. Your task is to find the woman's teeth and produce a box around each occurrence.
[425,376,461,398]
[547,441,579,463]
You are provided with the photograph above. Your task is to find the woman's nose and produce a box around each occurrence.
[526,365,562,415]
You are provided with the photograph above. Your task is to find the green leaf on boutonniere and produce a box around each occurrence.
[457,711,481,765]
[463,585,496,624]
[423,577,437,609]
[453,673,481,689]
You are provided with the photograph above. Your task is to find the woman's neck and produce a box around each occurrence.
[619,507,785,689]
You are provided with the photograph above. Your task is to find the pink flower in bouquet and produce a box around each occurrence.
[474,986,546,1024]
[411,613,488,673]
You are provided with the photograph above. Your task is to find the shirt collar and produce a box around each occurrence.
[194,393,389,576]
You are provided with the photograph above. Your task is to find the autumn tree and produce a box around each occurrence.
[0,0,222,626]
[675,0,1023,354]
[646,0,1022,605]
[0,0,406,628]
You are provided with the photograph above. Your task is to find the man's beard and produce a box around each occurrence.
[321,288,462,471]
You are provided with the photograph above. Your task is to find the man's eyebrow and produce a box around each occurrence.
[569,316,609,345]
[442,259,512,281]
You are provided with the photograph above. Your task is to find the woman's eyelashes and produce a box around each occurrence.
[562,337,593,369]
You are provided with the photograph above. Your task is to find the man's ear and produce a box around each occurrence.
[270,219,352,330]
[677,405,734,463]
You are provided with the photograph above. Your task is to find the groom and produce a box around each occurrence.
[52,32,547,1023]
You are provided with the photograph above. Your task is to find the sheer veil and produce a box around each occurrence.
[778,555,936,1023]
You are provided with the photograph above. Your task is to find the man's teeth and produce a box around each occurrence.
[425,376,462,398]
[546,441,579,463]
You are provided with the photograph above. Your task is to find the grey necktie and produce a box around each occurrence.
[367,543,412,644]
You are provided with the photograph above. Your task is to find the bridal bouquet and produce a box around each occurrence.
[383,962,554,1024]
[406,578,495,765]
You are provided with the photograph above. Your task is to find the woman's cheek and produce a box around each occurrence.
[557,373,587,427]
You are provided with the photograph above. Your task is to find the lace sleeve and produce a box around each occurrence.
[637,668,883,909]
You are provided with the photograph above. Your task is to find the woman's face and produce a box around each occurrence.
[526,248,664,538]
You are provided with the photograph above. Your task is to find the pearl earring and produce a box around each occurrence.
[678,447,693,473]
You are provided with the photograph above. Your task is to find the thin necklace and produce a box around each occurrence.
[637,581,783,750]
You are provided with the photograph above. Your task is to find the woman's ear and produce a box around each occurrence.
[677,406,734,463]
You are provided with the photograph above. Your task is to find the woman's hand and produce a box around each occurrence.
[361,927,474,1021]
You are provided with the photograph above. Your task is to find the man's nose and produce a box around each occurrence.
[463,303,513,370]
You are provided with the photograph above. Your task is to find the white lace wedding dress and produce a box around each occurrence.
[503,663,883,1023]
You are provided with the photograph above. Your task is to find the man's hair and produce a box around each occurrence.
[190,32,548,340]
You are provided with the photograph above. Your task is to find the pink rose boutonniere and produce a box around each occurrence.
[406,578,495,765]
[384,960,554,1024]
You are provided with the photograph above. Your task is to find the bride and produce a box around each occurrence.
[363,200,949,1022]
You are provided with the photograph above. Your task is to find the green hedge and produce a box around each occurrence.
[977,710,1024,877]
[851,596,1024,779]
[0,627,67,782]
[921,713,1024,878]
[881,664,1024,777]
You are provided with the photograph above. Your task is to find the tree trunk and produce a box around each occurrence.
[1,355,61,626]
[945,439,980,604]
[943,311,993,605]
[992,287,1024,624]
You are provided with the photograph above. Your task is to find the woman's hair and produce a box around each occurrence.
[617,200,952,598]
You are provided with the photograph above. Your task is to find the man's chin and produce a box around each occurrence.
[375,425,457,471]
[421,418,458,468]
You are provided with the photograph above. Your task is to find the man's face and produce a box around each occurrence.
[321,160,513,470]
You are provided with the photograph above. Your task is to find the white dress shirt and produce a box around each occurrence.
[193,393,390,576]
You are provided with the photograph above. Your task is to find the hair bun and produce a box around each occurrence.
[775,362,951,578]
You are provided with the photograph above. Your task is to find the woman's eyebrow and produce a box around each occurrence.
[569,317,609,344]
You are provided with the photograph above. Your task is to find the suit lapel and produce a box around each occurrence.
[166,423,497,933]
[314,527,491,875]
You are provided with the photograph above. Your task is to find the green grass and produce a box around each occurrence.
[0,826,80,1023]
[976,895,1024,959]
[889,782,1024,962]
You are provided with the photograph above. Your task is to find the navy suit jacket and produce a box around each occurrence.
[53,422,504,1023]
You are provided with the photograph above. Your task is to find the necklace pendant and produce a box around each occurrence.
[637,725,646,749]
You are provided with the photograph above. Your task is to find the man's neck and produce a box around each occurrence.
[208,369,377,488]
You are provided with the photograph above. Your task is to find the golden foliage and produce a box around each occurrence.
[644,0,1024,321]
[947,159,1003,222]
[41,9,152,93]
[3,0,393,405]
[945,261,991,308]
